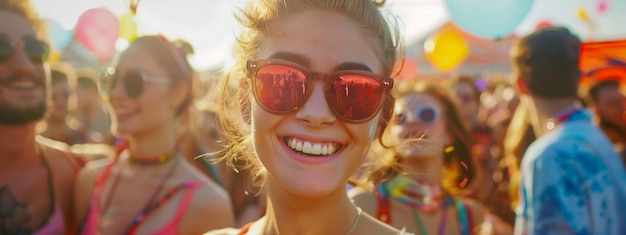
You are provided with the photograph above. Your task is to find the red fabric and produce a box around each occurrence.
[579,39,626,86]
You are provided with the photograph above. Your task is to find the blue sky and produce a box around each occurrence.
[32,0,626,71]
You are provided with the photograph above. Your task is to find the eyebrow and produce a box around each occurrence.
[266,52,374,73]
[268,52,310,68]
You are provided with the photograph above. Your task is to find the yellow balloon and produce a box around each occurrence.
[577,9,589,21]
[424,29,469,73]
[118,13,138,42]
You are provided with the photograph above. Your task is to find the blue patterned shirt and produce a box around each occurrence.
[514,109,626,235]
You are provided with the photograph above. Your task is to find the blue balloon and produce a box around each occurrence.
[444,0,535,39]
[46,19,73,50]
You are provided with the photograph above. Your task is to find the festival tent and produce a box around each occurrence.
[579,39,626,87]
[402,21,517,78]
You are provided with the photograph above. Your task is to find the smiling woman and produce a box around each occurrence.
[203,0,411,235]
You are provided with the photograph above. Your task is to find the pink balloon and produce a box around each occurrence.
[75,8,119,61]
[598,0,608,13]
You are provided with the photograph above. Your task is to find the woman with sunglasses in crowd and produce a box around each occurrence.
[73,35,235,235]
[350,79,513,235]
[205,0,411,234]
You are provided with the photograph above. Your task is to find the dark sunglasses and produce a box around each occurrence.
[0,35,49,63]
[247,59,394,123]
[395,103,440,124]
[99,67,172,99]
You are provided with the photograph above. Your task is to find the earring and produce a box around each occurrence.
[444,146,455,154]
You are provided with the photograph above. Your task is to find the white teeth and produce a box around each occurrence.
[285,137,339,156]
[296,141,303,151]
[311,144,321,155]
[302,142,312,153]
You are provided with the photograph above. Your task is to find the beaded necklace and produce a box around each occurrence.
[129,153,175,166]
[385,174,444,213]
[380,175,471,235]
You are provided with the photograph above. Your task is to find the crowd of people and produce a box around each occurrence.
[1,0,625,234]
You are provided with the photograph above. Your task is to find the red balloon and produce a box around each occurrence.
[535,20,552,30]
[75,8,119,61]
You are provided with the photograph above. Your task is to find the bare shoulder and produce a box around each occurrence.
[178,180,236,233]
[74,159,110,199]
[348,186,378,216]
[38,137,87,175]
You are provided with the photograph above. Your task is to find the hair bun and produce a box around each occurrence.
[173,39,194,57]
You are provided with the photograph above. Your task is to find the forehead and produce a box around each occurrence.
[115,46,161,70]
[597,86,624,100]
[256,10,383,74]
[0,10,36,40]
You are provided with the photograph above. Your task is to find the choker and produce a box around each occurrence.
[385,174,445,213]
[129,153,176,166]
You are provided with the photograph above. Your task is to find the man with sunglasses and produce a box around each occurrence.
[511,27,626,235]
[0,0,85,234]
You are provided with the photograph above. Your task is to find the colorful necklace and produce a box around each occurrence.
[411,198,449,235]
[385,174,444,213]
[129,153,176,166]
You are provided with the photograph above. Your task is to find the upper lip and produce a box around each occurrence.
[281,133,345,145]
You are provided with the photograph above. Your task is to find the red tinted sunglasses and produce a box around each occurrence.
[247,59,394,123]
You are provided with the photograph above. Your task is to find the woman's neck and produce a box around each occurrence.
[402,154,444,184]
[127,127,177,160]
[257,180,359,235]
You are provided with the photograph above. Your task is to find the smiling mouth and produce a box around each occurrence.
[3,80,41,90]
[283,137,343,157]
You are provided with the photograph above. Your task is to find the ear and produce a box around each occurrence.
[515,76,530,95]
[170,83,189,112]
[239,91,251,125]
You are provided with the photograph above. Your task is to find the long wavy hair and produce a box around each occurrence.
[368,79,476,195]
[212,0,402,191]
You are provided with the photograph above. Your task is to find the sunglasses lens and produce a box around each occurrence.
[23,38,49,63]
[254,64,307,112]
[329,74,383,121]
[418,106,437,123]
[0,38,12,62]
[415,105,439,124]
[124,72,144,98]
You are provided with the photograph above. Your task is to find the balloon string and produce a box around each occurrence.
[129,0,141,15]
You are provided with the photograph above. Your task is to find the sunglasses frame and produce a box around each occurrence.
[395,103,441,125]
[100,67,172,99]
[0,34,49,63]
[246,59,394,124]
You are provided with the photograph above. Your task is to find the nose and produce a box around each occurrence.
[295,82,336,127]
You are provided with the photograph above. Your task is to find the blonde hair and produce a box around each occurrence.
[363,79,477,194]
[212,0,401,191]
[0,0,45,38]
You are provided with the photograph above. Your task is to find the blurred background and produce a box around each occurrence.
[34,0,626,82]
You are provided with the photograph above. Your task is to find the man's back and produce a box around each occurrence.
[516,110,626,234]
